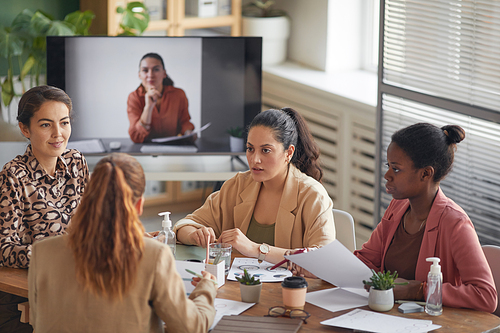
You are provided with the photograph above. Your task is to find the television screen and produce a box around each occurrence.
[46,36,262,153]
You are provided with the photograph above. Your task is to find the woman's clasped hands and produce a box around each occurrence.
[186,226,256,256]
[144,85,162,109]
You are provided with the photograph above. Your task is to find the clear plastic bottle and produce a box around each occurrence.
[425,257,443,316]
[157,211,176,256]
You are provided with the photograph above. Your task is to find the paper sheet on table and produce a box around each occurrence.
[306,287,369,313]
[285,240,372,312]
[211,299,255,330]
[151,122,211,143]
[321,309,441,333]
[285,240,372,289]
[67,139,105,153]
[227,258,292,282]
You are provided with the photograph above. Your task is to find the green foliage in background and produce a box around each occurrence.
[116,2,150,36]
[0,9,95,108]
[226,126,244,138]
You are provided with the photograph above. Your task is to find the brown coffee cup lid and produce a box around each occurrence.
[281,276,308,288]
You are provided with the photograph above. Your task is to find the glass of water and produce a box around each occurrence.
[209,243,232,274]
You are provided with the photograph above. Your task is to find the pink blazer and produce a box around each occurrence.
[354,188,497,313]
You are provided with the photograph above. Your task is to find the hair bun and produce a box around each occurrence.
[441,125,465,145]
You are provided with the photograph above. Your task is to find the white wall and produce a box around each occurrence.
[244,0,363,72]
[274,0,329,71]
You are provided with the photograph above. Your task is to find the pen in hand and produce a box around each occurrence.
[185,269,218,286]
[270,248,307,270]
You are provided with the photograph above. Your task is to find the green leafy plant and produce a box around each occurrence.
[242,0,287,18]
[116,2,150,36]
[226,126,244,138]
[0,9,95,110]
[236,269,261,285]
[362,269,408,291]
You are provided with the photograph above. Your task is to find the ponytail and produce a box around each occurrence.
[68,153,146,300]
[249,108,323,181]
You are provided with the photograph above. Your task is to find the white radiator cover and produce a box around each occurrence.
[262,71,377,248]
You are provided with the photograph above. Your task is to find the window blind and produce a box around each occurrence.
[383,0,500,111]
[377,0,500,245]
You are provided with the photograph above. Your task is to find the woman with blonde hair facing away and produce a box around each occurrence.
[355,123,497,312]
[174,108,335,272]
[28,153,216,332]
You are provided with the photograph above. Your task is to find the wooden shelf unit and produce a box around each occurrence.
[81,0,242,36]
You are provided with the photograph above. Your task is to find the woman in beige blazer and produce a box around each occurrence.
[174,108,336,267]
[28,153,216,333]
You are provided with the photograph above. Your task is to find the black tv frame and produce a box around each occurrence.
[46,36,262,154]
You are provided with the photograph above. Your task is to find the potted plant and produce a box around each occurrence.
[116,2,150,36]
[227,126,245,152]
[363,269,407,312]
[0,9,94,140]
[236,268,262,303]
[241,1,290,65]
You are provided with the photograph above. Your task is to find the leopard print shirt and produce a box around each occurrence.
[0,145,89,268]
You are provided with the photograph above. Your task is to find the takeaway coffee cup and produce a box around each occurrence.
[281,276,308,310]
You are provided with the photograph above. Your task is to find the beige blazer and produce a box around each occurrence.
[174,165,335,249]
[28,236,216,333]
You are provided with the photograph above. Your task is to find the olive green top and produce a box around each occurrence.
[246,215,275,246]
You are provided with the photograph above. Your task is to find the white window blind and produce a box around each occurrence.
[377,0,500,245]
[383,0,500,111]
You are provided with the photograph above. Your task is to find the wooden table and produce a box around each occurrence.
[1,246,499,332]
[0,266,28,298]
[216,278,500,332]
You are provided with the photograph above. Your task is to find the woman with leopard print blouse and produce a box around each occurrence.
[0,85,89,333]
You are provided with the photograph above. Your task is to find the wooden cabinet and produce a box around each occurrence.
[81,0,241,36]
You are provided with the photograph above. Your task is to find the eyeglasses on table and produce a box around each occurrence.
[266,306,311,323]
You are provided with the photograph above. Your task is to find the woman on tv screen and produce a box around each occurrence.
[127,53,195,143]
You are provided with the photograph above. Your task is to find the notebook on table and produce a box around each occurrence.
[210,315,302,333]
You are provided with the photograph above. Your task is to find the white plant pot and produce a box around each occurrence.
[229,136,244,152]
[368,288,394,312]
[242,16,290,65]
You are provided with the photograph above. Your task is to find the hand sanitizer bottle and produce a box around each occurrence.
[158,212,176,256]
[425,257,443,316]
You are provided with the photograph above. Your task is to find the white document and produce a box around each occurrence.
[227,258,292,283]
[211,299,255,330]
[285,240,372,289]
[285,240,372,312]
[67,139,105,153]
[151,122,211,143]
[306,287,369,313]
[321,308,441,333]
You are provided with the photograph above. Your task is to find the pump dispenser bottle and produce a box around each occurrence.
[425,257,443,316]
[158,212,176,256]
